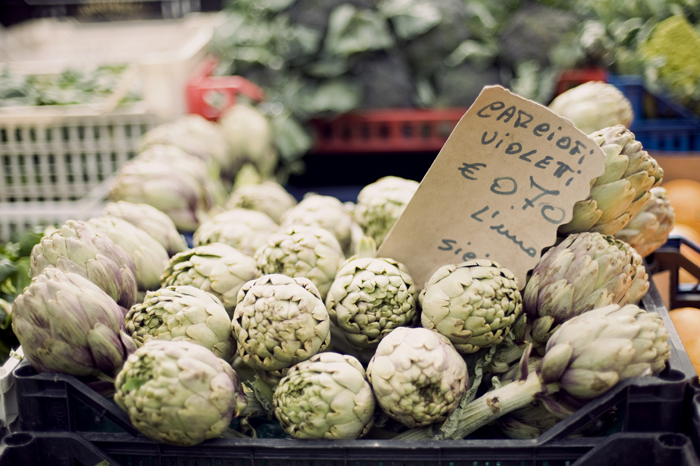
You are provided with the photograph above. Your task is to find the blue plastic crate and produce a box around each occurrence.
[608,75,700,151]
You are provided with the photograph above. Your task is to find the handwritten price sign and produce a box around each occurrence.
[377,86,606,288]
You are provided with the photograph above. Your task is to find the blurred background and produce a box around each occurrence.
[0,0,698,236]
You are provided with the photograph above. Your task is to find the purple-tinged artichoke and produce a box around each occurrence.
[30,220,138,309]
[12,268,135,378]
[523,232,639,345]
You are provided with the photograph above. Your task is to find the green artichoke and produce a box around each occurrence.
[548,82,634,134]
[420,260,523,354]
[125,285,235,362]
[558,125,664,236]
[326,237,417,351]
[273,352,376,439]
[219,103,278,178]
[226,181,297,224]
[254,225,345,301]
[232,274,331,376]
[114,339,247,446]
[30,220,138,309]
[12,268,135,377]
[354,176,419,247]
[614,187,676,258]
[161,243,260,318]
[367,327,468,428]
[397,303,671,440]
[109,150,214,232]
[280,194,356,255]
[88,216,169,294]
[194,208,278,256]
[103,201,188,257]
[139,114,233,180]
[137,144,227,209]
[523,232,640,345]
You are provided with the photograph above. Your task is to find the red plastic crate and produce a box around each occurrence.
[185,56,265,120]
[554,68,609,96]
[309,108,468,153]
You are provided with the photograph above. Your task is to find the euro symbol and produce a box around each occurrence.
[459,162,487,181]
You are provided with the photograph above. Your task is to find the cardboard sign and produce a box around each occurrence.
[377,85,606,288]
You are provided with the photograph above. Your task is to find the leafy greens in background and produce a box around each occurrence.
[210,0,699,163]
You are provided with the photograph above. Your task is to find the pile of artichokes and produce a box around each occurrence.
[9,114,679,448]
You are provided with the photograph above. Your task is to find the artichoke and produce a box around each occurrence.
[139,114,234,179]
[109,151,214,232]
[219,103,278,178]
[103,201,188,257]
[124,285,235,362]
[30,220,138,309]
[420,260,523,354]
[161,243,260,318]
[523,232,641,345]
[194,208,278,256]
[273,352,376,439]
[548,82,634,134]
[614,186,676,258]
[12,268,135,377]
[367,327,468,428]
[232,274,331,376]
[254,225,345,301]
[226,181,298,224]
[558,125,664,236]
[87,216,169,294]
[397,303,671,440]
[114,339,247,446]
[280,194,356,255]
[326,237,417,352]
[137,144,227,209]
[354,176,419,247]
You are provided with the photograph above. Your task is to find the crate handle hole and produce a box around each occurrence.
[13,364,36,378]
[661,369,686,382]
[658,433,688,448]
[3,433,33,447]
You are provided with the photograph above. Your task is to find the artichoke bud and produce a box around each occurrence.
[357,236,377,259]
[30,220,138,309]
[160,243,260,318]
[558,125,663,236]
[367,327,468,428]
[254,225,345,301]
[114,340,243,446]
[420,260,522,354]
[232,274,331,376]
[124,285,236,363]
[325,250,417,350]
[273,352,376,439]
[12,268,133,378]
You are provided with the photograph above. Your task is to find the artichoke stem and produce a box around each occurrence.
[394,371,556,440]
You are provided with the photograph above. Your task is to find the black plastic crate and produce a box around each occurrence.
[7,279,697,465]
[0,432,117,466]
[648,235,700,309]
[1,431,698,466]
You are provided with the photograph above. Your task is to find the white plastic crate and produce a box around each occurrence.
[0,347,23,432]
[0,13,222,120]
